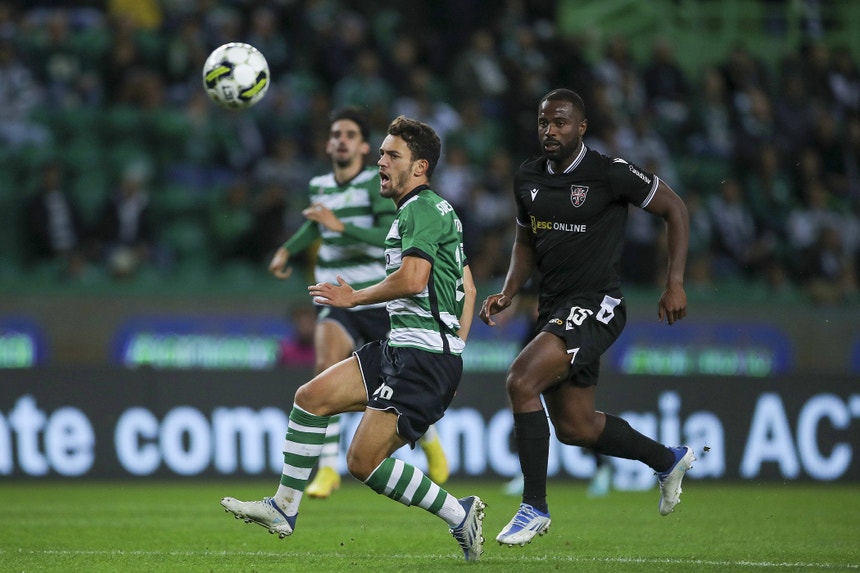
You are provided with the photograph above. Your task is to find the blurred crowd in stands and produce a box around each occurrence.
[2,0,859,306]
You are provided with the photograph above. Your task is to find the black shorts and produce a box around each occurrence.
[354,340,462,446]
[538,292,626,388]
[317,306,390,347]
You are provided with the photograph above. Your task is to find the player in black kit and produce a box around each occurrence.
[480,88,695,547]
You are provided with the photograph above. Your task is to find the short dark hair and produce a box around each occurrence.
[540,88,586,116]
[329,106,371,142]
[386,115,441,179]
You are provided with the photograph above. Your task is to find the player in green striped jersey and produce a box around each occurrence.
[222,116,484,560]
[267,108,448,499]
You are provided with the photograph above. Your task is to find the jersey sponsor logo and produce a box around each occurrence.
[530,216,587,234]
[628,165,652,185]
[570,185,589,208]
[530,188,539,201]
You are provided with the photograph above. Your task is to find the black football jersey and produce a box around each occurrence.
[513,145,659,307]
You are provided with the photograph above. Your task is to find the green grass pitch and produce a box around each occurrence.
[1,479,857,572]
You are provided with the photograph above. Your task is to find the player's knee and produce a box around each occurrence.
[346,460,369,481]
[294,382,327,414]
[505,368,532,400]
[345,450,376,481]
[554,418,600,447]
[293,383,309,408]
[554,429,589,447]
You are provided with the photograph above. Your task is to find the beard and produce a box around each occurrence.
[542,137,581,163]
[333,155,353,169]
[381,169,412,199]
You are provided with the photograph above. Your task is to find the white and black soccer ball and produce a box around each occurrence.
[202,42,270,109]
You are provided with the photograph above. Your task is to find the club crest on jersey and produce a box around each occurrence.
[570,185,589,208]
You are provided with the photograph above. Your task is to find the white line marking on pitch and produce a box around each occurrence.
[3,549,857,569]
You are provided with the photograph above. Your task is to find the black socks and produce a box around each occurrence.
[513,410,550,513]
[592,413,675,473]
[513,411,675,513]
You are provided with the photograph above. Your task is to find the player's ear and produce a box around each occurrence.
[359,141,371,155]
[580,118,588,136]
[412,158,429,178]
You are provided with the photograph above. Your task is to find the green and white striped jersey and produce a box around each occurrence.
[284,166,395,311]
[385,185,468,355]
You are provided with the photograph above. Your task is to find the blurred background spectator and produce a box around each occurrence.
[22,161,89,279]
[0,0,858,309]
[90,161,158,279]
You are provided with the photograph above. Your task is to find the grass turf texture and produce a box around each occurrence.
[1,480,857,572]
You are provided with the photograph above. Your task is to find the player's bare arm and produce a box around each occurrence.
[457,265,477,341]
[480,225,536,326]
[268,246,293,280]
[310,256,431,308]
[644,180,689,325]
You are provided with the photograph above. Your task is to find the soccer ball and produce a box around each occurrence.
[202,42,270,109]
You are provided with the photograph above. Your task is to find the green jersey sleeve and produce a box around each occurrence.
[282,219,320,254]
[400,202,444,260]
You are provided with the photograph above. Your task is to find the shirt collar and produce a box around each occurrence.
[546,144,587,175]
[396,184,430,209]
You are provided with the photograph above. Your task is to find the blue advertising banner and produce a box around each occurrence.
[111,316,295,369]
[0,317,47,368]
[607,320,794,377]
